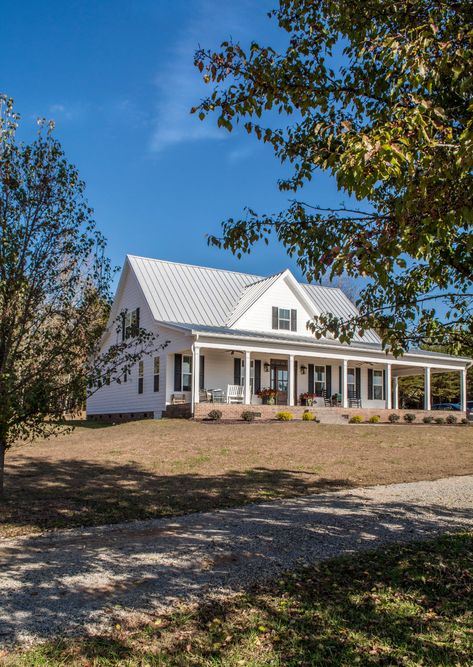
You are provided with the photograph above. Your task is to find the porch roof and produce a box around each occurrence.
[157,321,472,366]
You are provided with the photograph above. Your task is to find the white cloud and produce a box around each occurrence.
[150,0,265,153]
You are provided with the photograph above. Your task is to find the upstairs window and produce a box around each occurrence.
[122,308,140,340]
[272,307,297,331]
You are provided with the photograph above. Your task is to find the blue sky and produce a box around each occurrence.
[2,0,350,284]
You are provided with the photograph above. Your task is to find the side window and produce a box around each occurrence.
[182,355,192,391]
[138,360,144,394]
[154,357,160,392]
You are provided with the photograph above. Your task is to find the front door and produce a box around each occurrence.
[270,359,288,405]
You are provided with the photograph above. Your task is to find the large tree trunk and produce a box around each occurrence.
[0,440,5,499]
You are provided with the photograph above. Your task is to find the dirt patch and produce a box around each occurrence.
[1,420,472,537]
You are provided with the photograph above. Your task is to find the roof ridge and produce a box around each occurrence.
[243,271,285,288]
[127,254,263,279]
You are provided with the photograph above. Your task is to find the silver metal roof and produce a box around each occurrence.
[127,255,380,343]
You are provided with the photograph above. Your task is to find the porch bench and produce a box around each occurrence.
[171,393,187,405]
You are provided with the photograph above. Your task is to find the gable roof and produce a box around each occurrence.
[126,255,380,344]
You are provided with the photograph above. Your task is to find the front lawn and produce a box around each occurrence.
[1,420,472,537]
[5,532,473,666]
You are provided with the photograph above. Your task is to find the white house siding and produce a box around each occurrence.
[234,275,316,336]
[87,267,167,419]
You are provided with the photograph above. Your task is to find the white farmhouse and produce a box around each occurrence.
[86,255,470,421]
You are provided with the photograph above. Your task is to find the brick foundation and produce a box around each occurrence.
[87,411,154,423]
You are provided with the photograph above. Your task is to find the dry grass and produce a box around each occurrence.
[1,419,472,537]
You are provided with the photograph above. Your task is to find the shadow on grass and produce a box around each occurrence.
[6,533,473,666]
[1,457,354,534]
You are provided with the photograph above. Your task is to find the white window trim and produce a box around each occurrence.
[182,354,192,392]
[373,369,384,400]
[278,308,291,331]
[314,364,326,396]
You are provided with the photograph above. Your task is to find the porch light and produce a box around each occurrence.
[300,365,307,375]
[264,362,270,372]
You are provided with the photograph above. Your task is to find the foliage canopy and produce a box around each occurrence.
[193,0,473,354]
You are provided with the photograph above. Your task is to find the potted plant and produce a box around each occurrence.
[257,387,278,405]
[300,392,315,406]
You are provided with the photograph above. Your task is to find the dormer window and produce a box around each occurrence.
[272,307,297,331]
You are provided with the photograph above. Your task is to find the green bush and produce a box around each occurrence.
[403,413,416,423]
[388,413,400,423]
[349,415,364,424]
[276,411,293,421]
[207,409,223,421]
[368,415,380,424]
[461,418,469,425]
[435,416,445,424]
[423,415,434,424]
[302,410,315,421]
[241,410,259,422]
[446,414,457,424]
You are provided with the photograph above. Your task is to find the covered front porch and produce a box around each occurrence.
[164,334,469,415]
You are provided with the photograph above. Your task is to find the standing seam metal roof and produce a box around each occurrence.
[127,255,380,344]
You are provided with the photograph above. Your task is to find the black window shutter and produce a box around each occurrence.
[254,360,261,394]
[355,367,361,399]
[290,309,297,331]
[135,307,140,334]
[339,365,342,394]
[234,357,241,385]
[308,364,314,393]
[121,312,126,341]
[272,306,278,330]
[383,369,386,401]
[326,365,332,397]
[199,355,205,390]
[154,374,159,392]
[367,368,373,400]
[174,354,182,391]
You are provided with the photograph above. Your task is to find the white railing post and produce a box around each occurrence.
[385,363,392,410]
[288,354,295,406]
[460,368,467,413]
[342,359,348,409]
[424,367,431,411]
[192,345,200,408]
[244,350,251,405]
[393,376,399,410]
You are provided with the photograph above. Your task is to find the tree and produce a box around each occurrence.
[0,97,157,496]
[193,0,473,354]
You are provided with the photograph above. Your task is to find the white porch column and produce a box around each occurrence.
[244,350,251,405]
[385,363,392,410]
[393,376,399,409]
[424,367,431,411]
[460,368,467,413]
[192,344,200,407]
[288,354,295,406]
[342,359,348,409]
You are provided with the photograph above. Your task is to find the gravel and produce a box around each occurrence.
[1,475,472,646]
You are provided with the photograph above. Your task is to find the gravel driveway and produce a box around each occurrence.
[1,475,472,645]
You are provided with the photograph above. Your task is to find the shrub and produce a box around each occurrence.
[435,416,445,424]
[423,415,434,424]
[446,414,457,424]
[403,413,416,423]
[349,415,364,423]
[461,418,469,425]
[276,411,293,421]
[368,415,380,424]
[207,409,222,421]
[241,410,261,422]
[388,413,400,423]
[302,410,315,421]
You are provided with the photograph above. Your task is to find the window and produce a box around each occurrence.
[347,368,356,396]
[153,357,160,392]
[373,369,384,400]
[182,355,192,391]
[278,308,291,330]
[314,365,325,396]
[122,308,140,340]
[138,361,144,394]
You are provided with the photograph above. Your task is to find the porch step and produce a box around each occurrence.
[162,403,192,419]
[315,408,349,425]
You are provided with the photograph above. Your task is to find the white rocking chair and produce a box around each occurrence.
[226,384,244,404]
